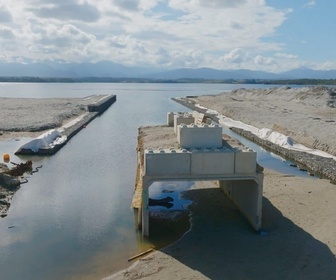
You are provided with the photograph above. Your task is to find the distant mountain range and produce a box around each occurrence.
[0,61,336,80]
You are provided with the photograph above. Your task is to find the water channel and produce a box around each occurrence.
[0,83,311,279]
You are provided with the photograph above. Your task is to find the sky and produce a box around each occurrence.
[0,0,335,72]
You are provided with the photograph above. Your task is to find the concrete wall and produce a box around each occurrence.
[219,177,263,231]
[144,148,190,176]
[234,148,257,173]
[144,146,258,177]
[173,113,195,133]
[144,148,237,176]
[168,111,199,128]
[177,123,222,148]
[190,148,234,175]
[168,111,205,130]
[88,95,116,113]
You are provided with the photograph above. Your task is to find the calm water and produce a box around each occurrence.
[0,83,307,280]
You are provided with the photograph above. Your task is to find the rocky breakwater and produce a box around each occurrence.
[230,128,336,184]
[173,86,336,184]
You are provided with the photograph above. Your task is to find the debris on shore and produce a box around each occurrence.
[0,160,42,218]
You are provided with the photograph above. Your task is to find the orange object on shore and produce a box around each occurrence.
[3,153,10,162]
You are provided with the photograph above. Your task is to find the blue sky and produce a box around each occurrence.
[0,0,335,72]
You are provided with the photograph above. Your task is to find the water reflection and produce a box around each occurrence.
[220,125,315,178]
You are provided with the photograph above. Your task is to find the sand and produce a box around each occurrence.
[107,86,336,280]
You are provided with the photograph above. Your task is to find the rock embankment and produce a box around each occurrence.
[173,86,336,184]
[0,164,20,218]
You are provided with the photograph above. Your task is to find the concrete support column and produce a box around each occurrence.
[219,174,263,231]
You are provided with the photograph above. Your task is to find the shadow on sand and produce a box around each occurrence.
[158,187,336,280]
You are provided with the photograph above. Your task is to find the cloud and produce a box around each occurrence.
[161,49,204,68]
[16,19,98,61]
[221,48,246,64]
[316,61,336,71]
[229,21,244,30]
[0,6,13,22]
[254,55,276,66]
[29,3,101,22]
[302,1,316,8]
[0,26,15,39]
[275,53,298,59]
[198,0,246,8]
[0,0,295,71]
[112,0,139,11]
[33,23,94,48]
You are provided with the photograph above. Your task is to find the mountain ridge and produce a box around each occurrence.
[0,61,335,80]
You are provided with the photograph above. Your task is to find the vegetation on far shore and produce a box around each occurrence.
[0,76,336,85]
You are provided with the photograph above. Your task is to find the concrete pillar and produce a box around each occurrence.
[219,174,263,231]
[167,112,175,127]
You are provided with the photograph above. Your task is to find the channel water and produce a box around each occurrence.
[0,83,310,279]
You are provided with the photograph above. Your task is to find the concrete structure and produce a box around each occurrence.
[135,112,263,236]
[15,95,116,155]
[177,123,223,149]
[173,112,194,133]
[167,111,206,131]
[88,94,116,113]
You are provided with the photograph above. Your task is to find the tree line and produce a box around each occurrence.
[0,76,335,85]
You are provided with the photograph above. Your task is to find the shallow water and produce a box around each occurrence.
[220,126,315,178]
[0,83,310,279]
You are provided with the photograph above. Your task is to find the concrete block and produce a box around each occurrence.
[192,111,199,119]
[177,123,222,149]
[193,111,205,125]
[234,148,257,173]
[174,113,195,134]
[144,148,190,176]
[190,148,235,175]
[88,95,116,112]
[167,112,175,127]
